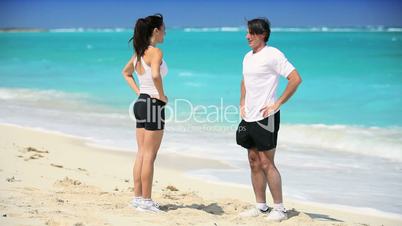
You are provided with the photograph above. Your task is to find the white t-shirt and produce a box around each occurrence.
[242,45,295,122]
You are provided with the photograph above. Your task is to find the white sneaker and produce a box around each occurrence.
[239,207,269,217]
[130,197,143,208]
[266,208,287,222]
[137,199,163,213]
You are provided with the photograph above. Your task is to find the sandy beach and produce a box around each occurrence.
[1,123,401,226]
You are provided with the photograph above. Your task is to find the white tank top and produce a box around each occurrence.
[133,52,168,97]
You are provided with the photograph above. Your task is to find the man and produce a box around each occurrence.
[236,17,302,222]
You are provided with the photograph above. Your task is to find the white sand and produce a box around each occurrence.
[1,124,401,226]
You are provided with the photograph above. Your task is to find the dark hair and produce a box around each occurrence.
[247,17,271,42]
[129,13,164,62]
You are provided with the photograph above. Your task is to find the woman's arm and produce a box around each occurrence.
[121,55,140,95]
[150,48,167,103]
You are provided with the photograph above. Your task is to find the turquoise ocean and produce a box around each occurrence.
[1,27,401,216]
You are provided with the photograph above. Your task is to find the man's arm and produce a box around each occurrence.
[277,70,302,106]
[260,70,302,117]
[240,79,246,118]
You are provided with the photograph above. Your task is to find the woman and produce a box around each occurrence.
[122,13,168,213]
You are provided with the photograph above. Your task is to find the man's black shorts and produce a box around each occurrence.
[236,111,280,151]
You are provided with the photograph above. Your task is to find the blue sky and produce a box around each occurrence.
[1,0,401,28]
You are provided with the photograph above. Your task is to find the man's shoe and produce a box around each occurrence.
[266,208,287,222]
[239,207,269,217]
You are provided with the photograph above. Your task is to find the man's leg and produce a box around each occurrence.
[248,148,267,203]
[258,149,283,204]
[259,148,287,221]
[238,148,269,217]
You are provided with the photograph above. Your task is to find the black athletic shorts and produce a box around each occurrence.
[236,111,280,151]
[133,93,166,130]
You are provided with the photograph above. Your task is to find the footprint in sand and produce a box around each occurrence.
[54,177,101,194]
[50,163,63,168]
[45,219,61,226]
[166,185,179,191]
[25,153,45,161]
[55,177,82,186]
[47,220,82,226]
[77,168,87,172]
[161,185,183,200]
[18,147,49,161]
[6,176,21,183]
[26,147,49,154]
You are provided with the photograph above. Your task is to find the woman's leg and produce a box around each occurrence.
[133,128,145,197]
[141,129,164,199]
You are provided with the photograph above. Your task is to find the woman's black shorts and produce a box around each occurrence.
[133,93,166,130]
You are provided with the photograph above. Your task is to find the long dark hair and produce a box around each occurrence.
[129,14,164,62]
